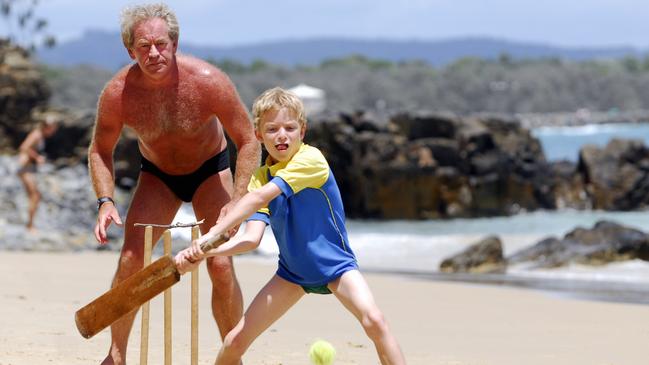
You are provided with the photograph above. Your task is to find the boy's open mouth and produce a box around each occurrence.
[275,143,289,151]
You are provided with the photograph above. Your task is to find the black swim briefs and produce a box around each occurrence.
[140,148,230,202]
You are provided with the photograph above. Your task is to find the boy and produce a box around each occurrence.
[175,87,406,365]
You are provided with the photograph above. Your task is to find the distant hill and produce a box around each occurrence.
[36,29,645,71]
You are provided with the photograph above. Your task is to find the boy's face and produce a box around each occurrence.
[256,107,306,163]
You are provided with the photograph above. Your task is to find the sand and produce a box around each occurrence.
[0,251,647,365]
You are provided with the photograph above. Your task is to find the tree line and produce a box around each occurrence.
[43,54,649,115]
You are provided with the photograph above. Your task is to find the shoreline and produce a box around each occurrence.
[363,268,649,306]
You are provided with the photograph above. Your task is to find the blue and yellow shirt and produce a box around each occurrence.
[247,143,358,287]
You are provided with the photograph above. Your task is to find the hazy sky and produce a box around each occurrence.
[3,0,649,48]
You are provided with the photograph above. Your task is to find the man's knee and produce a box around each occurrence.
[117,245,145,273]
[206,256,235,283]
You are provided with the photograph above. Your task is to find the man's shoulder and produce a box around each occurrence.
[100,69,129,100]
[178,54,228,83]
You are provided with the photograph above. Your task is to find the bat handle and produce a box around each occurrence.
[198,232,230,252]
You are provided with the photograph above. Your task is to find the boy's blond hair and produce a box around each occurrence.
[252,87,307,129]
[120,3,179,49]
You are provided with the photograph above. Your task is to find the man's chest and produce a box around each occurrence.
[122,88,213,139]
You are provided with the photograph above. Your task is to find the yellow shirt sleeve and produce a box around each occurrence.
[274,145,330,195]
[247,166,270,216]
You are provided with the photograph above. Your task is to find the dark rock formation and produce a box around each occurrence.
[439,235,506,273]
[578,139,649,210]
[0,40,51,152]
[308,111,556,218]
[508,220,649,268]
[0,155,129,250]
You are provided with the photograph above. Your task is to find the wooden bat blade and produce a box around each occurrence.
[75,255,180,339]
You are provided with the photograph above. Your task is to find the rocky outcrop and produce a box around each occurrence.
[508,220,649,268]
[439,235,506,274]
[0,156,129,251]
[440,220,649,272]
[577,139,649,210]
[0,40,51,152]
[308,111,557,219]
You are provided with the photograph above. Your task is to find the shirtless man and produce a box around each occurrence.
[88,4,260,364]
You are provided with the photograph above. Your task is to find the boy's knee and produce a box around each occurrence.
[361,309,388,339]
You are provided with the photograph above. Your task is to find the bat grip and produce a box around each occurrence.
[198,232,230,252]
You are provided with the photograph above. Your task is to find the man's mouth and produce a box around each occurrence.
[275,143,288,151]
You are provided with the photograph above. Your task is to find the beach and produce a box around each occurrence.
[0,251,647,365]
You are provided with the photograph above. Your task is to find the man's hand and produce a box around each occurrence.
[94,203,123,244]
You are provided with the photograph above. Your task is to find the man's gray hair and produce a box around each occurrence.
[120,3,179,48]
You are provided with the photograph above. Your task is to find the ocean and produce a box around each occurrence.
[170,122,649,304]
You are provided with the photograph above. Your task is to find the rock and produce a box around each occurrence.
[0,40,51,152]
[307,111,557,219]
[439,235,506,273]
[0,155,129,251]
[508,220,649,268]
[578,139,649,210]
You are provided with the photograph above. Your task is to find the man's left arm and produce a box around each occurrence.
[211,69,261,209]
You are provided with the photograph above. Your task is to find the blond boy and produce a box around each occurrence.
[176,87,406,365]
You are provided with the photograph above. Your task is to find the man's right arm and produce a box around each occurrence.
[88,82,125,244]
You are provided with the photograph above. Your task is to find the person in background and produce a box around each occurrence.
[17,115,59,232]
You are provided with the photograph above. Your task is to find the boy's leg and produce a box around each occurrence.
[329,270,406,365]
[216,274,304,365]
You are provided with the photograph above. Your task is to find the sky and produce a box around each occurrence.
[2,0,649,49]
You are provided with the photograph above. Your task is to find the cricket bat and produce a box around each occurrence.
[75,232,229,339]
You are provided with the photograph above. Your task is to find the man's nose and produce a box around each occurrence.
[149,45,160,57]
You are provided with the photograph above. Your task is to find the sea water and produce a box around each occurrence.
[170,123,649,303]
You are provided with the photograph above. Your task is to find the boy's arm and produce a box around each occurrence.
[178,181,281,266]
[175,220,266,273]
[204,220,267,256]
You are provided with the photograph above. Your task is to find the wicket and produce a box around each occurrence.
[140,225,201,365]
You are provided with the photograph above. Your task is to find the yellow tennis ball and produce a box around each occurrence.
[309,339,336,365]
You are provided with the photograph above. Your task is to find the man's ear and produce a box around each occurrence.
[127,48,135,60]
[172,41,178,54]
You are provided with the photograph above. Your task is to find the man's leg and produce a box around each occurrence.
[102,172,182,365]
[191,169,244,339]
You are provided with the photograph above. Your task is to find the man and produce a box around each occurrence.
[88,4,260,364]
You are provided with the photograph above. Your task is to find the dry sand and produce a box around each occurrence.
[0,251,647,365]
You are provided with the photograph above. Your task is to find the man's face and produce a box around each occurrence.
[128,17,177,81]
[256,107,306,164]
